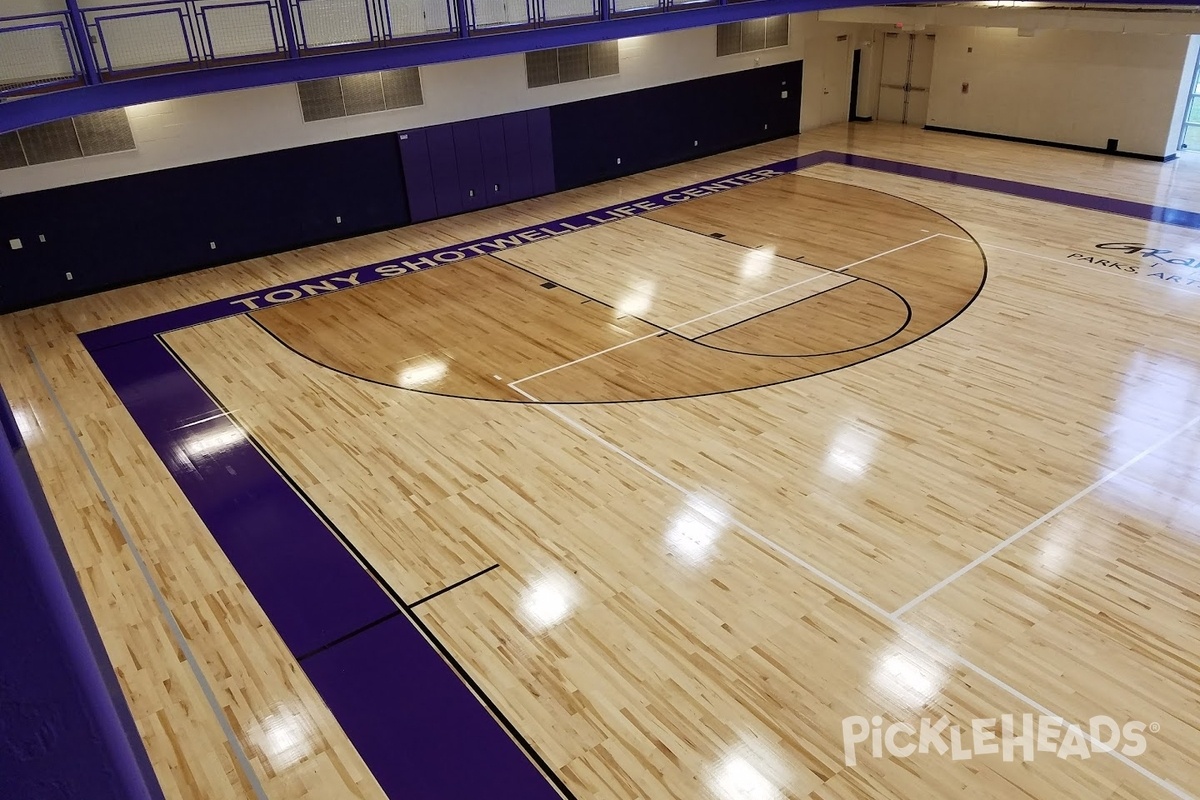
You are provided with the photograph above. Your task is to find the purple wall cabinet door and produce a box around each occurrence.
[426,124,464,218]
[452,120,486,212]
[526,107,556,197]
[398,130,438,223]
[478,116,510,207]
[501,112,534,202]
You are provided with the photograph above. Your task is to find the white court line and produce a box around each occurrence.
[980,242,1200,297]
[508,382,892,617]
[511,332,662,385]
[895,622,1194,800]
[511,233,941,386]
[511,380,1196,800]
[890,410,1200,619]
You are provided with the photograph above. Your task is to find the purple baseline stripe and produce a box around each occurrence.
[90,336,561,798]
[89,337,396,657]
[304,615,555,799]
[836,153,1200,228]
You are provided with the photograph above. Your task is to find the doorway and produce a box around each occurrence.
[850,49,863,121]
[877,32,935,126]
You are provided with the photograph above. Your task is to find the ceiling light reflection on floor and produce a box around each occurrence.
[399,360,448,389]
[520,572,578,633]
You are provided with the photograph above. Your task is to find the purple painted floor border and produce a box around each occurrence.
[76,150,1200,799]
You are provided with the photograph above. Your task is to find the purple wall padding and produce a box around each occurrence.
[0,384,161,800]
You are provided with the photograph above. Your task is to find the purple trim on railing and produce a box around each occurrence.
[0,384,162,800]
[292,0,310,49]
[0,9,73,23]
[0,0,869,131]
[277,0,298,56]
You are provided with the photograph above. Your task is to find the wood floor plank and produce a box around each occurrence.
[3,123,1200,799]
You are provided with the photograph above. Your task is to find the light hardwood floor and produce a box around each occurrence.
[3,122,1200,799]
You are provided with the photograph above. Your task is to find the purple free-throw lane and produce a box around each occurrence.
[89,336,562,798]
[304,615,555,800]
[89,337,397,657]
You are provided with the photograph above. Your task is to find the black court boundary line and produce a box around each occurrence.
[156,335,577,800]
[295,609,404,662]
[411,564,502,608]
[241,178,984,405]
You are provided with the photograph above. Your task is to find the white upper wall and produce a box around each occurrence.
[0,14,866,196]
[924,26,1195,157]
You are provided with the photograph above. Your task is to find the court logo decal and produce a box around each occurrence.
[841,714,1157,765]
[1064,243,1200,286]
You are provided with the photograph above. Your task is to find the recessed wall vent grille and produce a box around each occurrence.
[298,67,424,122]
[525,41,619,88]
[0,109,135,170]
[716,16,789,57]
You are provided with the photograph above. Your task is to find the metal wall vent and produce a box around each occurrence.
[298,67,424,123]
[0,109,136,170]
[525,41,619,89]
[717,16,790,57]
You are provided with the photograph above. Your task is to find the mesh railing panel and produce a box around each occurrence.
[294,0,371,48]
[542,0,594,22]
[93,9,194,70]
[611,0,659,14]
[470,0,529,30]
[200,1,281,58]
[385,0,455,37]
[0,23,77,89]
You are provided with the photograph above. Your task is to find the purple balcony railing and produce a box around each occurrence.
[0,11,86,96]
[0,0,678,97]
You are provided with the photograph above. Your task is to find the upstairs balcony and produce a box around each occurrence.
[0,0,855,130]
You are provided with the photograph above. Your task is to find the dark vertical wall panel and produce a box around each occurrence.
[425,124,463,217]
[550,60,803,190]
[526,107,557,197]
[502,112,535,202]
[0,133,411,312]
[478,116,510,206]
[452,119,486,211]
[399,130,438,222]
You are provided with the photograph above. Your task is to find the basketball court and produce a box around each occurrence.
[3,122,1200,799]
